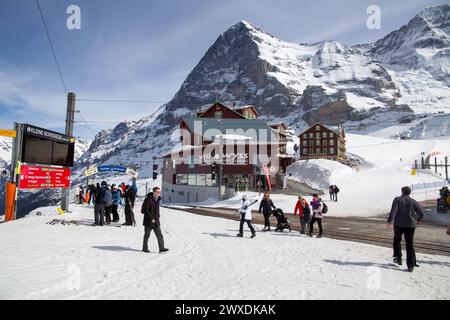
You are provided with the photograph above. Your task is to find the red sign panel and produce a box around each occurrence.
[19,165,71,189]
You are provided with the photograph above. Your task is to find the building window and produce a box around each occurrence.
[330,132,334,138]
[322,132,327,138]
[303,140,308,146]
[188,174,197,186]
[330,148,335,154]
[330,139,334,146]
[206,174,216,187]
[323,140,328,146]
[323,148,328,155]
[303,148,308,155]
[315,140,321,146]
[214,111,223,119]
[315,133,320,139]
[176,174,188,185]
[303,134,307,139]
[316,125,320,131]
[316,148,320,154]
[309,133,313,138]
[178,191,184,196]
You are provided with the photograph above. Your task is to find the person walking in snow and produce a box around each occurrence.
[294,196,311,235]
[141,187,168,253]
[259,192,276,231]
[111,184,121,223]
[387,186,424,272]
[308,194,324,238]
[237,194,257,238]
[102,181,113,225]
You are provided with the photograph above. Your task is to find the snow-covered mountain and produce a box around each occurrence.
[73,5,449,181]
[367,4,450,113]
[0,137,12,169]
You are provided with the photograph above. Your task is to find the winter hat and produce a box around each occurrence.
[242,194,248,200]
[101,181,107,186]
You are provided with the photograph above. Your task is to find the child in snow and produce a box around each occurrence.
[308,194,324,238]
[237,194,257,238]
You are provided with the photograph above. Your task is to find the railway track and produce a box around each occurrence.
[164,205,450,257]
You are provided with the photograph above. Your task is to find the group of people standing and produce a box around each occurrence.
[328,185,339,202]
[85,181,138,226]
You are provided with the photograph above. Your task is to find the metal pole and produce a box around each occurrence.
[434,157,438,174]
[10,123,23,220]
[61,92,76,212]
[445,157,448,181]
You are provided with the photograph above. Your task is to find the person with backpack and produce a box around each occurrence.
[141,187,168,253]
[258,192,276,231]
[237,194,257,238]
[308,194,325,238]
[111,184,122,223]
[333,185,340,202]
[388,186,424,272]
[123,185,136,226]
[93,182,105,226]
[87,184,96,206]
[102,181,113,225]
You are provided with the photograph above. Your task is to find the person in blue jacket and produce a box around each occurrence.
[111,184,122,223]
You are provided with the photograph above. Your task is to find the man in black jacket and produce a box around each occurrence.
[387,186,424,272]
[142,187,168,253]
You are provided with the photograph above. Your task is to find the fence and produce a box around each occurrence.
[411,181,450,197]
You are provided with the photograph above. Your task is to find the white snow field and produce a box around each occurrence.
[0,204,449,300]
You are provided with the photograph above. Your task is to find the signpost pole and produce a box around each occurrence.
[61,92,76,212]
[10,123,23,220]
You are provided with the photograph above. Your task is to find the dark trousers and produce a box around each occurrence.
[124,204,136,226]
[104,205,112,224]
[112,204,119,222]
[263,213,271,229]
[334,192,338,202]
[94,203,105,226]
[300,216,311,234]
[329,193,333,201]
[309,217,323,235]
[239,213,255,235]
[393,227,416,268]
[143,225,165,251]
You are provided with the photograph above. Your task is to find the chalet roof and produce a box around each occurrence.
[181,117,279,144]
[299,122,344,136]
[197,102,246,119]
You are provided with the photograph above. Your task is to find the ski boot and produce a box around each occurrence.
[236,233,243,237]
[250,234,256,238]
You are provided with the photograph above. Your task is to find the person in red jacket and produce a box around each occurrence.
[294,196,303,216]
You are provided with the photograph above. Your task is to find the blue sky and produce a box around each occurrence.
[0,0,445,139]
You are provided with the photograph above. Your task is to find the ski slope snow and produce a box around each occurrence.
[0,204,449,299]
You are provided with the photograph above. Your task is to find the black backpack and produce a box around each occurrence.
[322,202,328,214]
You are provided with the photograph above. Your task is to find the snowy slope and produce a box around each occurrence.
[0,204,448,299]
[0,136,12,169]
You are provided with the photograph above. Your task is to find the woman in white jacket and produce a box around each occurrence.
[237,194,257,238]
